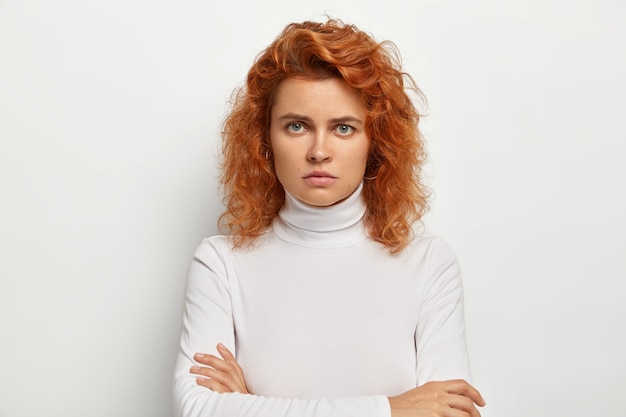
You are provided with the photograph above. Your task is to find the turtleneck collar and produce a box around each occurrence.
[273,182,368,248]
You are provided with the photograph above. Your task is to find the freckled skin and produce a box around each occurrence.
[269,77,370,207]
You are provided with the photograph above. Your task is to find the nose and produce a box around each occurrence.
[306,133,332,162]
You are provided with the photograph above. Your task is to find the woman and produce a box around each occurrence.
[173,18,485,417]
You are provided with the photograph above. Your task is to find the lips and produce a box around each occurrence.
[303,170,337,179]
[303,170,337,186]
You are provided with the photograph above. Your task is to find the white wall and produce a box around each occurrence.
[1,1,624,416]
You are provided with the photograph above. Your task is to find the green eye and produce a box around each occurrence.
[287,123,304,133]
[336,124,354,135]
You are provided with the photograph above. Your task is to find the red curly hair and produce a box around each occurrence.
[219,18,429,253]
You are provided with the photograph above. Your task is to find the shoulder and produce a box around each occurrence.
[404,233,458,263]
[193,232,273,265]
[191,235,236,268]
[402,233,463,287]
[408,234,465,299]
[194,234,231,255]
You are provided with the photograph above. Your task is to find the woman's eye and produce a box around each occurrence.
[287,123,305,133]
[335,124,354,135]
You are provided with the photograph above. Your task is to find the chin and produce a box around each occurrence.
[300,187,360,207]
[303,194,350,207]
[294,193,339,207]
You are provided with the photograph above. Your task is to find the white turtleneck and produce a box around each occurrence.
[173,184,471,417]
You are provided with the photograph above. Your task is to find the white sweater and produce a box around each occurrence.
[173,183,471,417]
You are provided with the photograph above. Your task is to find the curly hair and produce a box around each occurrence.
[219,18,429,253]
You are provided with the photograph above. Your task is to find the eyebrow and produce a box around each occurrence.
[277,113,364,125]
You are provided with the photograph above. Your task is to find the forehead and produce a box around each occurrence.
[271,77,366,118]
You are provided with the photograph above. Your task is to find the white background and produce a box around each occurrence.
[1,1,624,416]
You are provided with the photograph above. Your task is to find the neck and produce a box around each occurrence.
[273,182,367,248]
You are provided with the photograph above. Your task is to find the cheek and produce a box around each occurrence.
[357,144,371,171]
[272,140,303,172]
[270,148,296,185]
[271,149,289,171]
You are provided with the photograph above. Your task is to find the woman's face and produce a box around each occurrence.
[269,77,370,207]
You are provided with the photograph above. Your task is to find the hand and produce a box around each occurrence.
[190,343,250,394]
[388,379,485,417]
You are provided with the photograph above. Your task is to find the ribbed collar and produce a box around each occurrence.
[273,182,368,248]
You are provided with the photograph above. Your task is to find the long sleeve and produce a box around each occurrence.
[172,238,392,417]
[414,239,472,385]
